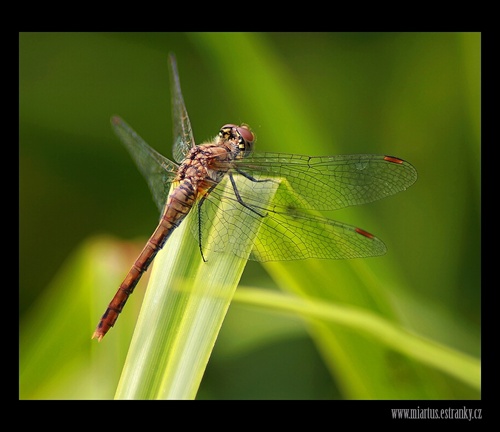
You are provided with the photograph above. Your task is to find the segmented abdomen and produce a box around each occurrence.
[92,179,197,341]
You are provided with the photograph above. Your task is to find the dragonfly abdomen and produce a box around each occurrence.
[92,179,198,341]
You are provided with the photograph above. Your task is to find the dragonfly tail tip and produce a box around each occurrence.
[91,331,104,342]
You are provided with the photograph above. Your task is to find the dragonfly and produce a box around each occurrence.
[92,53,417,341]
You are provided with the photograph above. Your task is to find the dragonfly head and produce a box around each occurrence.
[219,124,254,158]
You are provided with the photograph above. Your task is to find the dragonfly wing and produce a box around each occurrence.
[189,171,386,262]
[168,53,196,163]
[235,153,417,211]
[250,211,386,261]
[111,116,179,213]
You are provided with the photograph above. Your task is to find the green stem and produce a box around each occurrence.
[233,287,481,391]
[114,179,279,399]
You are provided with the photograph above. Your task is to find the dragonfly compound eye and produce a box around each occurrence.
[236,124,254,154]
[236,124,254,144]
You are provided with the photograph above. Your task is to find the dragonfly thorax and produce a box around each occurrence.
[175,142,233,186]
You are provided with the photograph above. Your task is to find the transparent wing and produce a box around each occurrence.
[232,153,418,212]
[168,53,196,163]
[111,116,179,212]
[251,211,387,261]
[190,172,387,262]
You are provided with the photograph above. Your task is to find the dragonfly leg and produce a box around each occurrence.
[234,167,275,183]
[229,172,267,218]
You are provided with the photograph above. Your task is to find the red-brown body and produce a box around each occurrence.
[92,131,245,341]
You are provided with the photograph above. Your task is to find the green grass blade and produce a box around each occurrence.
[233,287,480,391]
[114,179,279,399]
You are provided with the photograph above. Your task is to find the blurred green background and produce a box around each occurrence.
[19,32,480,399]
